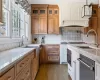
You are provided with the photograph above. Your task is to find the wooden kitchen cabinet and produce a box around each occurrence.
[31,4,59,34]
[0,67,15,80]
[0,0,2,24]
[95,62,100,80]
[31,4,48,34]
[84,5,98,34]
[97,8,100,45]
[16,63,31,80]
[39,16,47,34]
[31,17,39,34]
[44,44,60,63]
[92,4,98,17]
[48,5,59,34]
[32,51,39,80]
[0,50,37,80]
[39,45,47,64]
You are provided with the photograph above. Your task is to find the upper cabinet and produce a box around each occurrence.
[31,4,59,35]
[0,0,2,24]
[92,4,98,17]
[48,5,59,34]
[84,4,98,34]
[31,4,48,34]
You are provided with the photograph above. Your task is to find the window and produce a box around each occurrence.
[0,0,30,38]
[11,2,27,38]
[0,0,10,37]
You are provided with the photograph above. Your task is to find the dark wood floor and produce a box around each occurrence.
[35,64,69,80]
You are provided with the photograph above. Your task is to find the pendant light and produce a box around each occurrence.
[82,0,92,18]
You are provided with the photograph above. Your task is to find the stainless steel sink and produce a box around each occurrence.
[77,46,93,49]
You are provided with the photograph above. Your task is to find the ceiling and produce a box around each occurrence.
[27,0,98,4]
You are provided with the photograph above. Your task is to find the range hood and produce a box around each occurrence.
[60,20,89,27]
[59,2,89,27]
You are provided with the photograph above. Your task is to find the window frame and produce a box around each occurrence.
[0,0,30,39]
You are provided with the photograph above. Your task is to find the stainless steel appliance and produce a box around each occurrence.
[78,54,95,80]
[67,48,72,66]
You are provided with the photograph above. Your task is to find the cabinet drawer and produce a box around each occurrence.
[46,45,60,53]
[16,63,31,80]
[46,45,59,49]
[48,52,59,55]
[16,55,31,74]
[0,67,15,80]
[48,56,59,61]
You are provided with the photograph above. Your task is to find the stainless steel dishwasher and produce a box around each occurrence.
[78,54,95,80]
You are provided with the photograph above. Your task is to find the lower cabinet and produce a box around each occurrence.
[16,62,31,80]
[95,62,100,80]
[0,67,15,80]
[0,50,38,80]
[32,54,39,80]
[45,44,60,63]
[39,44,60,64]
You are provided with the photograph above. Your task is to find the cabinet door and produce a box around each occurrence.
[39,7,47,17]
[54,9,59,16]
[95,63,100,80]
[31,17,39,34]
[32,58,37,80]
[54,16,59,34]
[91,17,98,31]
[0,0,2,23]
[48,8,53,16]
[39,17,47,34]
[32,8,39,17]
[0,67,15,80]
[48,17,54,34]
[92,5,98,17]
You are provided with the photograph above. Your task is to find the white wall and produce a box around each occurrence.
[32,35,61,44]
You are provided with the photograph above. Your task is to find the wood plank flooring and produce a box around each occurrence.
[35,64,69,80]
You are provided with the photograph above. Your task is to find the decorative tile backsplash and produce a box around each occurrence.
[61,27,83,42]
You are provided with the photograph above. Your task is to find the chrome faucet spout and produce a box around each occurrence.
[86,29,99,47]
[21,35,25,46]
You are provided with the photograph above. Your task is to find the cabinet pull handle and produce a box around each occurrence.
[26,71,30,76]
[7,76,11,80]
[26,58,29,61]
[20,63,24,67]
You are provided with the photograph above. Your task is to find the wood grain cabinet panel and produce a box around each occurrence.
[31,4,48,34]
[0,0,2,23]
[48,5,59,34]
[48,56,59,62]
[31,4,59,34]
[16,63,31,80]
[0,67,15,80]
[39,17,47,34]
[31,17,39,34]
[92,4,98,17]
[84,5,98,34]
[45,44,60,63]
[16,54,31,74]
[91,17,98,31]
[48,17,55,34]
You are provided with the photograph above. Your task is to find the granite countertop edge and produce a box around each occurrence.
[67,44,100,64]
[0,48,35,76]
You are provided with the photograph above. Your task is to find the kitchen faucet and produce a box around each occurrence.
[21,35,28,46]
[86,29,99,47]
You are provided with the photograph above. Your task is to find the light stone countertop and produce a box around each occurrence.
[67,44,100,64]
[0,47,35,76]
